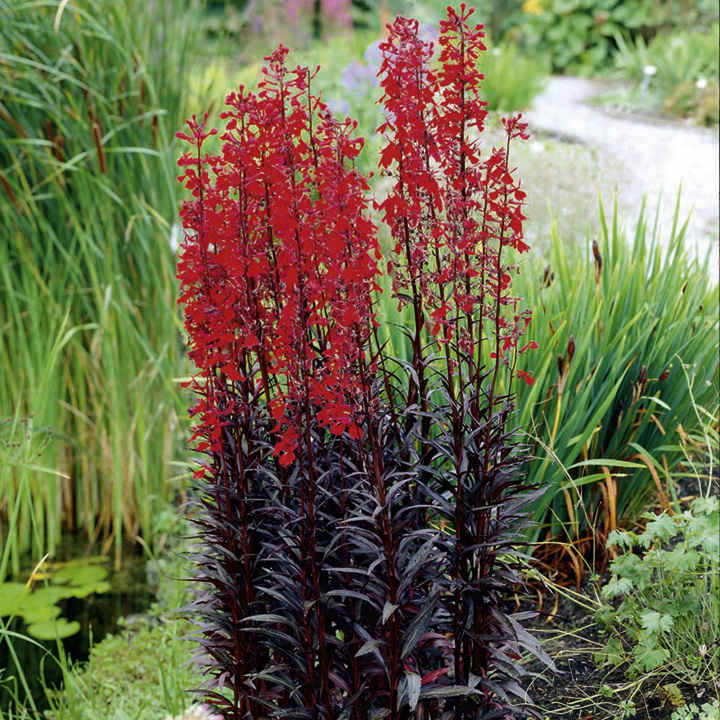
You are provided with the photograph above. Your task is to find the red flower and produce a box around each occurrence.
[378,4,535,386]
[177,49,380,465]
[516,369,535,386]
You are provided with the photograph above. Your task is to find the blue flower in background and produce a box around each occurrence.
[341,60,376,91]
[363,40,382,76]
[418,23,439,45]
[339,38,384,95]
[327,97,351,118]
[330,38,393,145]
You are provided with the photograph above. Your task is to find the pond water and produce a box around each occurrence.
[0,542,153,712]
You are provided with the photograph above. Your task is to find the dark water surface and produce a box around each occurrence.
[0,540,153,712]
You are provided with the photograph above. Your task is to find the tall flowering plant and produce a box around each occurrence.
[378,5,534,398]
[177,6,551,719]
[177,47,383,716]
[376,6,550,717]
[177,47,380,467]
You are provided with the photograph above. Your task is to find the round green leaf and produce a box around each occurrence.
[52,564,108,587]
[22,604,61,624]
[0,583,30,617]
[27,619,80,640]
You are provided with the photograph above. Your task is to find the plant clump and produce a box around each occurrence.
[177,4,551,718]
[596,496,719,687]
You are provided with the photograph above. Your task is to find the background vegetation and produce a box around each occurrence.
[0,0,196,576]
[0,0,717,717]
[610,23,719,124]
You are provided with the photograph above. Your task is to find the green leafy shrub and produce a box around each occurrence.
[522,0,663,73]
[511,200,718,555]
[479,40,548,110]
[595,496,719,686]
[612,25,719,124]
[521,0,717,74]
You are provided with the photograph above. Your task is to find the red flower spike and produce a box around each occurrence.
[516,369,535,386]
[378,5,535,386]
[177,51,380,466]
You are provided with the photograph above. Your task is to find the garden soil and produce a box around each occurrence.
[521,579,715,720]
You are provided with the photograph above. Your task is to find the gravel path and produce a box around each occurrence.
[524,76,719,269]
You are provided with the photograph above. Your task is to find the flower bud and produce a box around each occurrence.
[543,265,553,287]
[592,240,602,280]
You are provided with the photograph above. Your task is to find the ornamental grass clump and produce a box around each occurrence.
[0,0,193,574]
[177,5,551,718]
[509,201,719,582]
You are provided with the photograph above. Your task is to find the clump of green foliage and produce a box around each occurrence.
[479,40,548,111]
[512,200,718,557]
[0,0,196,574]
[50,612,200,720]
[522,0,659,73]
[595,496,719,687]
[671,700,720,720]
[612,24,719,125]
[522,0,718,74]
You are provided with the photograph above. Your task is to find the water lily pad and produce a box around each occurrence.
[22,603,61,624]
[52,563,108,587]
[71,580,111,598]
[17,586,67,616]
[54,585,85,599]
[24,585,76,606]
[49,555,107,569]
[27,618,80,640]
[0,582,30,616]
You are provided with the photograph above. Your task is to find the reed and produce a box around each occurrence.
[0,0,198,575]
[516,198,718,568]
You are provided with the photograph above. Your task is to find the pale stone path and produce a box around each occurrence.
[525,76,719,270]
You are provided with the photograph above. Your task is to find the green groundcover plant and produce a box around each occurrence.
[595,388,719,700]
[595,495,719,687]
[671,700,720,720]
